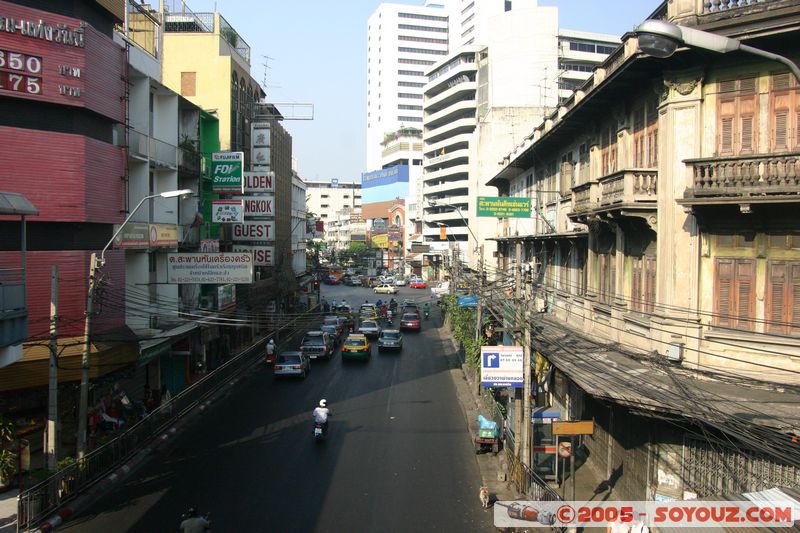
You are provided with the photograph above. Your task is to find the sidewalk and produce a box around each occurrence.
[0,489,17,533]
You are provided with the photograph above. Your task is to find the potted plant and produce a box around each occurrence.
[0,417,17,488]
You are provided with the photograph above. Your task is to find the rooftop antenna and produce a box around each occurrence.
[261,55,274,92]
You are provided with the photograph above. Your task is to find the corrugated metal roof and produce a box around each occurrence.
[0,191,38,216]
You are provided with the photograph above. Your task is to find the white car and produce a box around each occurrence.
[374,284,398,294]
[394,277,407,287]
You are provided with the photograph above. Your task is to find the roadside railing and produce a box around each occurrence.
[505,447,563,502]
[16,307,319,532]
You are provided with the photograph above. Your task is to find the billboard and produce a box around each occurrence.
[480,346,524,388]
[233,245,274,266]
[232,221,275,241]
[477,196,532,218]
[361,165,409,203]
[167,253,253,284]
[211,152,244,193]
[232,195,275,217]
[243,171,274,194]
[211,199,244,223]
[113,222,149,249]
[149,224,178,248]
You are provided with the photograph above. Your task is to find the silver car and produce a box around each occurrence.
[273,351,310,379]
[377,329,403,351]
[358,319,382,339]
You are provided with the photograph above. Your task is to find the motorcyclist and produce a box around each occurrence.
[312,399,331,434]
[423,302,430,318]
[389,298,398,312]
[376,298,383,308]
[180,508,210,533]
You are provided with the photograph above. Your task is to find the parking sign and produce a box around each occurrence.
[480,346,524,388]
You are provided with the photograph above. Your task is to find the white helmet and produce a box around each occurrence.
[319,399,327,407]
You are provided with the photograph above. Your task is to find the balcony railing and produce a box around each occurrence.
[682,153,800,205]
[700,0,767,15]
[571,181,598,214]
[115,0,160,58]
[128,129,177,168]
[599,169,658,206]
[163,9,250,63]
[178,147,201,175]
[218,14,251,63]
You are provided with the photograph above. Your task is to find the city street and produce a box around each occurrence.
[58,285,493,532]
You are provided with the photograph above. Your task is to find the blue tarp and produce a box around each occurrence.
[458,295,479,308]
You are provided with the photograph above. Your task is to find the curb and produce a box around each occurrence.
[37,374,246,533]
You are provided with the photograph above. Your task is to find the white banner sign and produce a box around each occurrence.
[211,199,244,223]
[480,346,524,388]
[233,195,275,217]
[243,172,274,194]
[167,253,253,284]
[252,147,270,167]
[233,245,274,266]
[232,221,275,241]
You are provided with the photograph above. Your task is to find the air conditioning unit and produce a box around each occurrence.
[534,297,547,313]
[666,342,684,363]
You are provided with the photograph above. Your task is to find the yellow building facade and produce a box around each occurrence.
[161,11,263,155]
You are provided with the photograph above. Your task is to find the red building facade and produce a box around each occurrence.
[0,0,128,392]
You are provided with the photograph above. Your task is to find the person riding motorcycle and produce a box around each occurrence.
[375,298,383,308]
[389,298,398,312]
[180,508,210,533]
[423,302,430,318]
[312,399,331,434]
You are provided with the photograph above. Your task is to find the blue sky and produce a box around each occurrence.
[181,0,658,182]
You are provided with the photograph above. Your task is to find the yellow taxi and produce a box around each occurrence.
[341,334,371,361]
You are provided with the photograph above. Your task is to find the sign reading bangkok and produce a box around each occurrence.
[211,152,244,193]
[476,196,532,218]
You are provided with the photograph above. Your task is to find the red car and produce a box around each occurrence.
[409,280,428,289]
[400,313,421,331]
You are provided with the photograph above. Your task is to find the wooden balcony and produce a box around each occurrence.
[569,169,657,222]
[680,153,800,212]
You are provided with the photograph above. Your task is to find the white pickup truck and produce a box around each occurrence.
[430,281,450,299]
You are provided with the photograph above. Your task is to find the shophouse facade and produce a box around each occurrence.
[486,0,800,501]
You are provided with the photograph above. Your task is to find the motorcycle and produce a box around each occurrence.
[386,310,393,324]
[313,421,328,441]
[180,509,211,531]
[424,309,430,320]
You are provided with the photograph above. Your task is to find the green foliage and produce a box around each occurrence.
[444,296,486,369]
[0,416,15,481]
[347,242,367,254]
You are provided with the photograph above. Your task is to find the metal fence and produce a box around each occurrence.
[505,447,563,502]
[16,308,319,531]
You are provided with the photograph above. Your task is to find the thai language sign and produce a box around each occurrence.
[476,196,532,218]
[113,222,148,249]
[166,253,253,284]
[148,224,178,248]
[480,346,523,388]
[211,152,244,193]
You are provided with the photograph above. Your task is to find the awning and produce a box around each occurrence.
[138,322,199,367]
[533,316,800,436]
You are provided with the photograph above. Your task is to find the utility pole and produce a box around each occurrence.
[514,241,523,461]
[475,244,484,395]
[522,301,532,471]
[46,265,58,470]
[78,253,99,459]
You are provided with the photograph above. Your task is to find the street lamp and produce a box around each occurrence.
[427,199,479,245]
[635,19,800,82]
[77,189,193,458]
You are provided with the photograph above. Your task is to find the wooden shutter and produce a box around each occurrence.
[609,258,617,302]
[715,258,733,327]
[735,259,755,331]
[719,98,735,154]
[631,258,643,311]
[767,261,786,334]
[791,263,800,335]
[738,95,756,153]
[645,256,657,313]
[773,92,791,151]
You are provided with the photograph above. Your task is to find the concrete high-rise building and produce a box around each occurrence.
[305,180,362,227]
[421,4,619,267]
[366,2,449,171]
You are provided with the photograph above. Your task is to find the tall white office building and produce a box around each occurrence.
[366,2,450,172]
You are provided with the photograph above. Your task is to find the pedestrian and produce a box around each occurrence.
[160,384,173,416]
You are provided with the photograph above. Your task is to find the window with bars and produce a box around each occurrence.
[714,257,755,331]
[769,72,800,152]
[717,77,758,155]
[766,260,800,335]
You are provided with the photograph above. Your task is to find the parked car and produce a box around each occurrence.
[358,319,382,338]
[409,280,428,289]
[399,313,421,331]
[342,334,371,361]
[300,331,334,360]
[394,277,407,287]
[374,284,398,295]
[274,351,310,379]
[377,329,403,351]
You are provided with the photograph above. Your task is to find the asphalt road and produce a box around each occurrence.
[59,284,493,532]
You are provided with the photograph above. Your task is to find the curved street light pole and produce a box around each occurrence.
[77,189,192,459]
[635,19,800,82]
